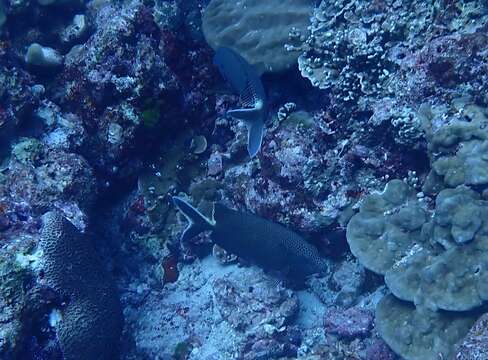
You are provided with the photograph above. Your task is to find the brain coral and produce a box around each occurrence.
[40,211,123,360]
[202,0,313,73]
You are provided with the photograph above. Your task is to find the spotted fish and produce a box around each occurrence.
[172,196,328,279]
[213,47,267,158]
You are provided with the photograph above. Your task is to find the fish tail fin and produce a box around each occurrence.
[247,118,264,158]
[214,47,266,158]
[227,105,264,157]
[227,107,260,122]
[171,196,215,242]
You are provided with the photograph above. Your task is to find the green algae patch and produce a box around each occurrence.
[141,107,161,129]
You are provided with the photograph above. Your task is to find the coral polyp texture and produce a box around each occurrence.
[429,113,488,188]
[295,0,432,99]
[455,313,488,359]
[346,180,428,275]
[375,294,478,360]
[39,211,123,360]
[386,186,488,311]
[202,0,313,73]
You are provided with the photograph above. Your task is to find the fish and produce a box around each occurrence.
[213,47,267,158]
[172,196,328,279]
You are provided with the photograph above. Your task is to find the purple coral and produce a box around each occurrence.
[365,339,398,360]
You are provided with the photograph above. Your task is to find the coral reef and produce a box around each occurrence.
[428,107,488,188]
[386,186,488,311]
[0,245,32,358]
[55,0,169,186]
[7,139,96,215]
[345,104,488,357]
[0,66,38,154]
[347,177,488,357]
[296,0,488,104]
[1,0,488,358]
[221,109,404,236]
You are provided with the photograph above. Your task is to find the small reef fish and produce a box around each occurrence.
[172,196,328,279]
[213,47,267,158]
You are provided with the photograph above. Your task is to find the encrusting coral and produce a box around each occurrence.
[202,0,313,73]
[375,294,478,360]
[347,100,488,359]
[346,179,428,275]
